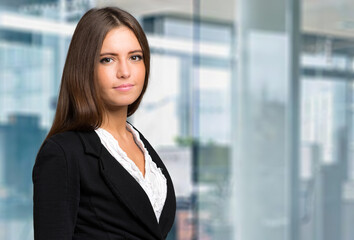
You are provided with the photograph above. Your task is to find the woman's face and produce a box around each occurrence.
[96,26,145,112]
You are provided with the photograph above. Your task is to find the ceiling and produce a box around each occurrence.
[97,0,354,39]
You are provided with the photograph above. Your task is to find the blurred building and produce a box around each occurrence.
[1,0,354,240]
[0,114,45,195]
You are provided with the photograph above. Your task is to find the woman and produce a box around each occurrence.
[32,6,176,240]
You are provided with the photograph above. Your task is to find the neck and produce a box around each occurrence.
[100,106,130,140]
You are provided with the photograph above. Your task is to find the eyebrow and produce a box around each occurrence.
[99,50,143,56]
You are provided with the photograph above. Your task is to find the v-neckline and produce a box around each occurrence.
[95,124,148,180]
[76,129,177,238]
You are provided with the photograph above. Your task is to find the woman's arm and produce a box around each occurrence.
[32,138,80,240]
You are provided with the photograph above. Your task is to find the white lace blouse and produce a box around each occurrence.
[94,122,167,222]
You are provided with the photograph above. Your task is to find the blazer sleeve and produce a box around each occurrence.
[32,138,80,240]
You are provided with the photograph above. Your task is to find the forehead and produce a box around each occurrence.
[100,26,141,52]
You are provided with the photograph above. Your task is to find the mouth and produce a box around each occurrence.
[114,84,134,91]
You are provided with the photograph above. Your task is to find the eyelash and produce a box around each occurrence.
[99,55,143,63]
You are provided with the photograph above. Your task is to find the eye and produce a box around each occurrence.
[130,55,143,61]
[100,57,113,63]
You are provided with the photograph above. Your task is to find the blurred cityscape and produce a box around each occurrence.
[1,0,354,240]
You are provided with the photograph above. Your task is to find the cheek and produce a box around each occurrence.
[96,68,112,87]
[137,65,146,81]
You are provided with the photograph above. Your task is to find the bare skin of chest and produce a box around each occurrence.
[115,132,146,178]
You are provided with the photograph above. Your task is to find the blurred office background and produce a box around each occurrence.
[1,0,354,239]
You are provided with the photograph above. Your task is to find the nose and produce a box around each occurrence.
[116,59,130,79]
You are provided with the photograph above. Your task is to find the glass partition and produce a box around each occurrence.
[1,0,354,239]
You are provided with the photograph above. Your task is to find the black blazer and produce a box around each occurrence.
[32,123,176,240]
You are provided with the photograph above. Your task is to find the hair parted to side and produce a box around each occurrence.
[44,7,150,141]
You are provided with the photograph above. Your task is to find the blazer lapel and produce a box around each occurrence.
[98,147,162,239]
[76,129,176,240]
[135,128,177,238]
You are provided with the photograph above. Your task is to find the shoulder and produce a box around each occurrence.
[33,131,81,201]
[34,130,90,181]
[45,130,81,149]
[37,130,87,160]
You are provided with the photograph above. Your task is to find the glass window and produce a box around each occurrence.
[2,0,354,239]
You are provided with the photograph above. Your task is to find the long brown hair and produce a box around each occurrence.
[45,7,150,141]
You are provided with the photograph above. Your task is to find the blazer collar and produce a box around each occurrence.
[76,126,176,240]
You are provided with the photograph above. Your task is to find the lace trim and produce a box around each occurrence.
[94,122,167,221]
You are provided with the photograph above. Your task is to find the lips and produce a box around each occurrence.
[115,84,134,88]
[114,83,134,92]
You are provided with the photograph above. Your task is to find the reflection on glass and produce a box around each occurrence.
[1,0,354,239]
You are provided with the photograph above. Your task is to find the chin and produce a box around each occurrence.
[112,100,138,108]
